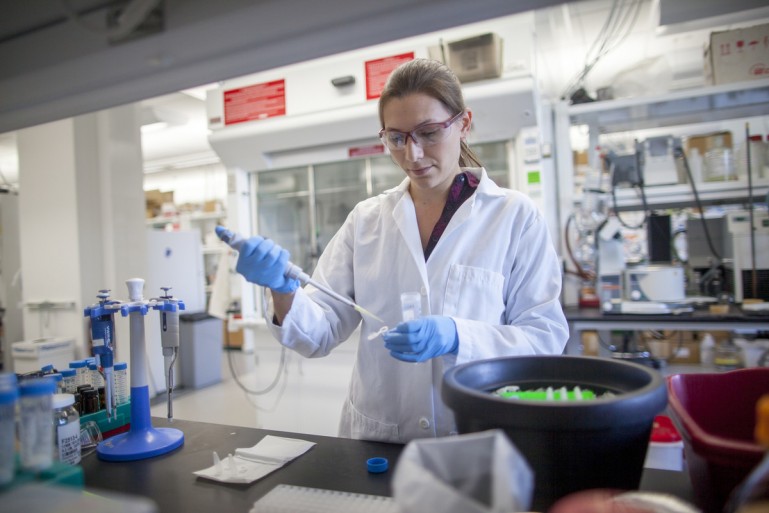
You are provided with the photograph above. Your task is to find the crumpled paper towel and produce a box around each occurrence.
[392,429,533,513]
[194,435,316,484]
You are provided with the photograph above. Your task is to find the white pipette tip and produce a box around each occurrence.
[227,453,236,475]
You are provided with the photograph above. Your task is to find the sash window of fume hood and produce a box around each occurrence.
[253,141,512,275]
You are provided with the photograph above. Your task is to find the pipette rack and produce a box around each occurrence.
[94,279,184,461]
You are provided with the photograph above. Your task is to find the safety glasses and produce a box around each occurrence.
[379,111,464,151]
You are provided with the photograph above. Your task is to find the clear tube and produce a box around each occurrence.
[19,378,56,471]
[114,362,129,405]
[400,292,422,321]
[89,363,104,388]
[0,373,18,485]
[69,360,89,387]
[61,369,77,394]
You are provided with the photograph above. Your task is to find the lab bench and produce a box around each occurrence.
[80,417,694,513]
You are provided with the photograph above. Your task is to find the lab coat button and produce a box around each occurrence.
[418,417,430,429]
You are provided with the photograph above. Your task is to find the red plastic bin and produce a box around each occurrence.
[667,368,769,513]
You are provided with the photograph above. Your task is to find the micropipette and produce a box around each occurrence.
[216,227,383,323]
[152,287,185,421]
[83,290,120,420]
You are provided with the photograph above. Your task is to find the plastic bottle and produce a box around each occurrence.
[114,362,129,405]
[53,393,81,465]
[60,368,77,394]
[88,362,104,389]
[0,373,18,485]
[18,377,56,471]
[700,333,716,368]
[704,134,736,182]
[68,360,88,387]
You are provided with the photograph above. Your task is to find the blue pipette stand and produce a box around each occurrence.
[96,278,184,461]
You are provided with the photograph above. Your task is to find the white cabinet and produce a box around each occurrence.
[147,210,227,305]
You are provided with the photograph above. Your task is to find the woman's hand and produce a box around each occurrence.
[383,316,458,362]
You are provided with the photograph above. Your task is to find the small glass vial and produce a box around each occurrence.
[114,362,129,405]
[0,373,18,485]
[53,393,81,465]
[60,369,78,394]
[88,363,104,389]
[68,360,88,387]
[82,389,100,415]
[714,339,744,371]
[18,377,56,471]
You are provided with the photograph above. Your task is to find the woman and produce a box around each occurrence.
[232,58,568,443]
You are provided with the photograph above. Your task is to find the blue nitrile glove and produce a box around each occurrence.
[382,316,458,363]
[235,236,300,294]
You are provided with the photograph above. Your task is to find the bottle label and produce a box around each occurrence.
[57,420,81,465]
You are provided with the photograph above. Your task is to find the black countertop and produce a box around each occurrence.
[80,417,696,513]
[81,418,402,513]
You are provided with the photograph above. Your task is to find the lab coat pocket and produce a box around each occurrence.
[340,398,400,443]
[443,264,505,322]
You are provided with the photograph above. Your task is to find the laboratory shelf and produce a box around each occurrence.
[146,210,225,226]
[567,79,769,134]
[603,177,769,212]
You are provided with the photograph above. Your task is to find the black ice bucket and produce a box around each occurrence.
[442,355,668,510]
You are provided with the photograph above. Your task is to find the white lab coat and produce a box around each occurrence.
[267,167,568,443]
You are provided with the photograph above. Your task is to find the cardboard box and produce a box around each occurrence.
[145,189,174,218]
[643,330,701,364]
[203,200,220,213]
[223,319,243,349]
[704,23,769,85]
[685,131,733,158]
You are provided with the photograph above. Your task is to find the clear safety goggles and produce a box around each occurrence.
[378,111,464,151]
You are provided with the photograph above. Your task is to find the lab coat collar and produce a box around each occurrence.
[389,167,499,279]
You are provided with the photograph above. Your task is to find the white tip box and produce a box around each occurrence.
[11,337,75,374]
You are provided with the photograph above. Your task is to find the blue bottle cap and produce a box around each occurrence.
[114,362,127,371]
[366,457,388,473]
[0,387,18,405]
[49,373,63,382]
[19,377,56,396]
[41,364,55,373]
[69,360,87,369]
[61,369,76,377]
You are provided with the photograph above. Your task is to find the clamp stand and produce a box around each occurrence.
[97,278,184,461]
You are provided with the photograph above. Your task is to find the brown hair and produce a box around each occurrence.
[378,58,483,168]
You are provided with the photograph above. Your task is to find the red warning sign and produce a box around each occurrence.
[365,52,414,100]
[224,79,286,125]
[348,144,385,158]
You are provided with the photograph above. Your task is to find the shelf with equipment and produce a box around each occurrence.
[553,79,769,308]
[554,79,769,212]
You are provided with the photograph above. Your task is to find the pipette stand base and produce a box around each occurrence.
[96,384,183,461]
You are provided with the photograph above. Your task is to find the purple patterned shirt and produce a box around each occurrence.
[424,171,480,260]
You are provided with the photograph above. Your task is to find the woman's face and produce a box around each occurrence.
[381,93,471,194]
